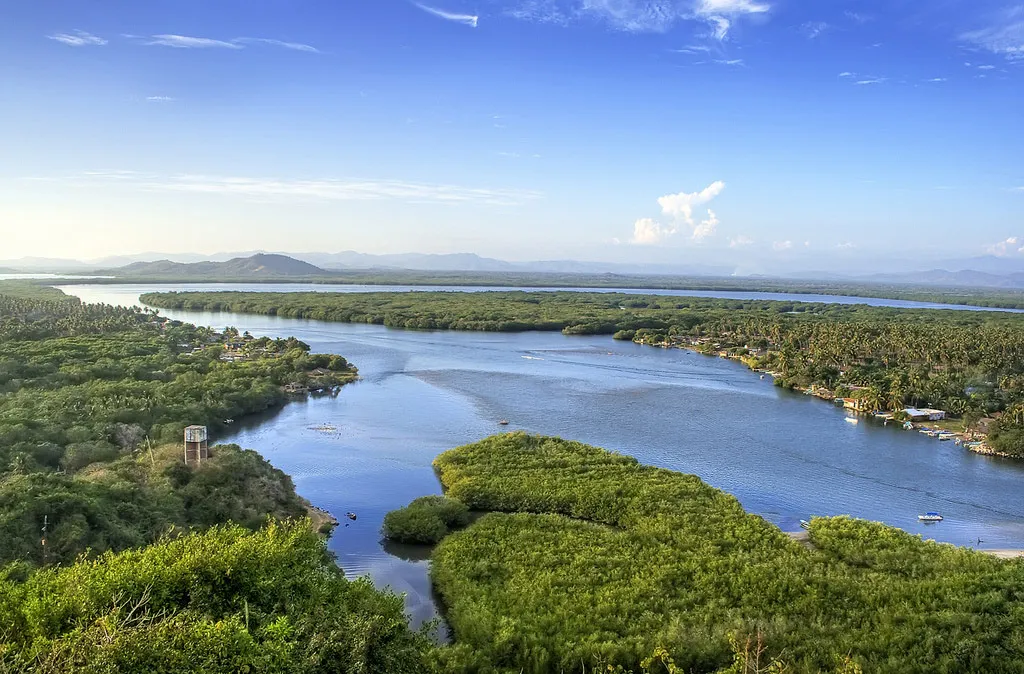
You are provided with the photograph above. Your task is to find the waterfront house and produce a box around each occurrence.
[843,398,873,412]
[903,408,946,421]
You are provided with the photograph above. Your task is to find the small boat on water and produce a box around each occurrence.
[498,419,510,426]
[918,512,943,522]
[345,512,357,521]
[845,417,859,425]
[799,519,810,530]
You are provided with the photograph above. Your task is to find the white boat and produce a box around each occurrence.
[799,519,810,530]
[918,512,943,522]
[845,417,859,425]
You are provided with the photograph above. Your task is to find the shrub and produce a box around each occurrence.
[381,495,469,544]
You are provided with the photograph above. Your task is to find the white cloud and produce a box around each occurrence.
[233,38,320,53]
[707,16,731,40]
[146,35,242,49]
[48,30,107,46]
[632,218,675,245]
[657,180,725,225]
[692,209,719,240]
[504,0,768,37]
[138,35,319,51]
[713,58,745,66]
[844,11,870,24]
[978,64,997,70]
[72,172,540,206]
[836,242,856,249]
[856,78,886,85]
[729,235,753,247]
[962,11,1024,61]
[146,96,175,102]
[987,236,1024,256]
[801,21,828,39]
[838,72,855,78]
[772,240,792,251]
[697,0,768,13]
[414,3,479,27]
[631,180,726,245]
[925,77,948,83]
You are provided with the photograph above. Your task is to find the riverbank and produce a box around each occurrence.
[642,335,1017,461]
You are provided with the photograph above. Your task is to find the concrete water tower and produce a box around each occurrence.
[184,425,209,466]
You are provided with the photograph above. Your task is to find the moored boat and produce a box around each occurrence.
[918,512,943,522]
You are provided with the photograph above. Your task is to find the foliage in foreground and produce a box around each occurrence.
[424,432,1024,674]
[0,522,429,673]
[381,495,470,544]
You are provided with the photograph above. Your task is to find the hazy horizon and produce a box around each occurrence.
[3,0,1022,268]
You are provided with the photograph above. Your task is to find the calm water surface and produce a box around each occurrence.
[60,284,1024,628]
[58,281,1024,312]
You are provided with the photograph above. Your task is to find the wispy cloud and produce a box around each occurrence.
[800,21,828,39]
[414,3,479,27]
[135,34,319,52]
[233,37,320,53]
[856,77,887,85]
[925,77,948,83]
[844,11,870,25]
[69,172,540,206]
[729,235,753,247]
[631,180,726,245]
[48,30,107,46]
[772,240,792,251]
[713,58,745,66]
[838,71,855,78]
[145,34,242,49]
[504,0,768,38]
[962,8,1024,61]
[146,96,175,103]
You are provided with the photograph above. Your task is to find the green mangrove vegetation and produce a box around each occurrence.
[415,432,1024,673]
[0,521,430,673]
[144,290,1024,456]
[0,286,356,566]
[382,495,471,544]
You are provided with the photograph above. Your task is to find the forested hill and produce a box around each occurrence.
[0,284,356,566]
[107,253,329,278]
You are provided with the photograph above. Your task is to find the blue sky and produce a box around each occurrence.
[1,0,1022,271]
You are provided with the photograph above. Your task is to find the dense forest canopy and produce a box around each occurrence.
[0,285,355,566]
[421,433,1024,673]
[144,290,1024,456]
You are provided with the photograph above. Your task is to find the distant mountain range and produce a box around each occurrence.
[6,250,1024,289]
[106,254,328,278]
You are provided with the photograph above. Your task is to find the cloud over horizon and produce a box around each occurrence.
[631,180,726,245]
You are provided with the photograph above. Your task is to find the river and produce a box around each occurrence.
[59,284,1024,629]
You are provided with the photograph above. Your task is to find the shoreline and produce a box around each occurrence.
[785,529,1024,560]
[643,337,1019,460]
